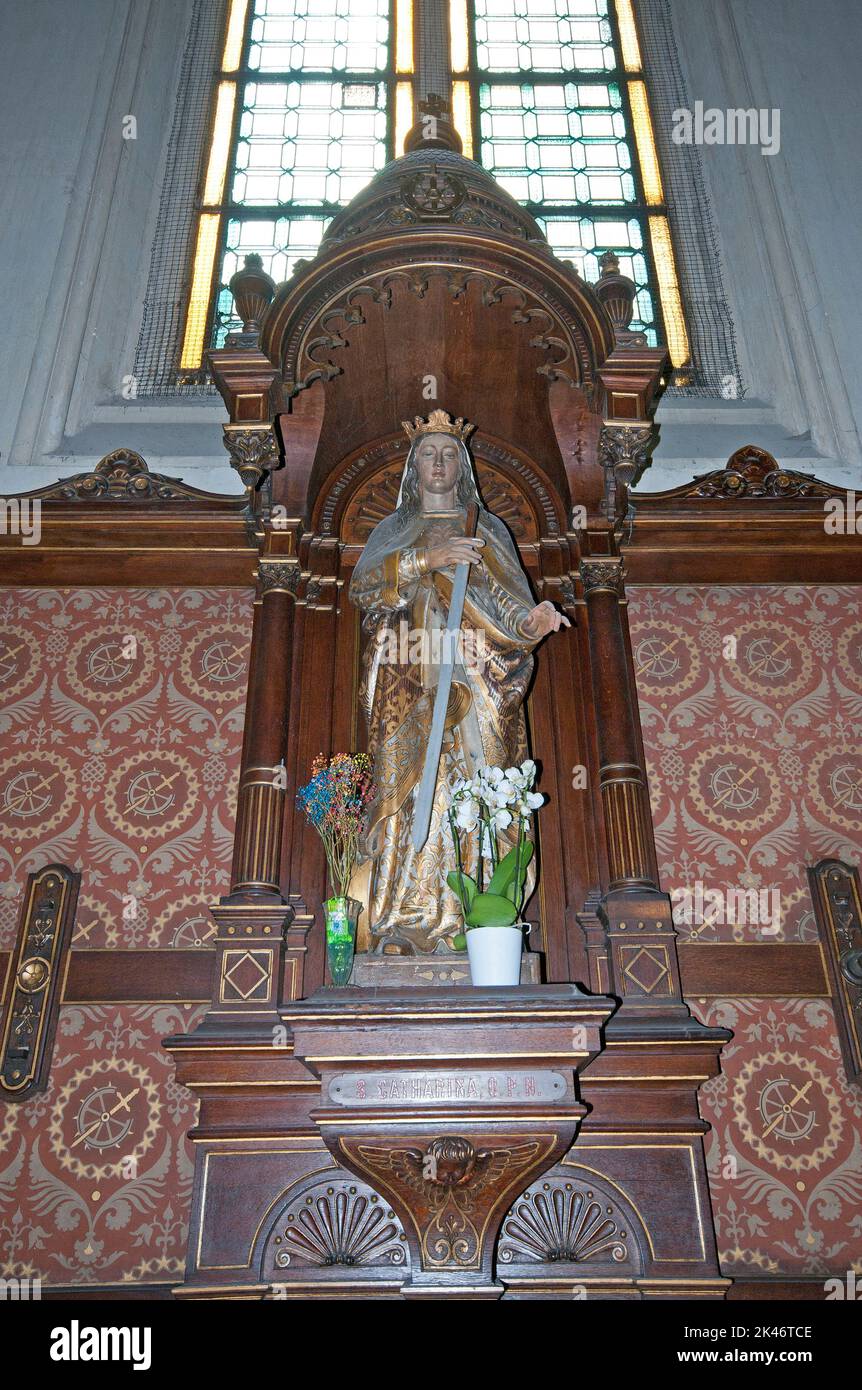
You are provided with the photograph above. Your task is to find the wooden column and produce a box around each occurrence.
[580,556,688,1020]
[229,559,299,901]
[581,557,657,891]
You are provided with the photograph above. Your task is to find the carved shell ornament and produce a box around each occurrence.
[268,1178,408,1269]
[499,1180,630,1265]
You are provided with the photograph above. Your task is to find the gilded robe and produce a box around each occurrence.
[349,508,540,954]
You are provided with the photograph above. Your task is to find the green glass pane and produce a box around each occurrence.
[231,80,388,207]
[536,213,655,338]
[213,215,331,345]
[474,0,614,74]
[248,0,389,74]
[479,81,636,205]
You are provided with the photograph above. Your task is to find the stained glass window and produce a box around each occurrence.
[181,0,410,370]
[450,0,690,365]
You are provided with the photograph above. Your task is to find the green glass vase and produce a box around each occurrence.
[324,895,360,986]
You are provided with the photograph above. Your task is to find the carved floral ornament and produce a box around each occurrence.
[222,426,280,491]
[598,423,656,489]
[257,560,302,596]
[24,451,215,502]
[687,445,837,500]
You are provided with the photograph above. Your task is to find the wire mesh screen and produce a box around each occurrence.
[133,0,741,399]
[417,0,450,104]
[637,0,744,397]
[132,0,226,397]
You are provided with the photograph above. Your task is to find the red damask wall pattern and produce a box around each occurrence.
[0,583,860,1287]
[628,584,862,1279]
[0,588,253,1288]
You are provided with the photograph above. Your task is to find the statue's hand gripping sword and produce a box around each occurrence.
[411,503,479,852]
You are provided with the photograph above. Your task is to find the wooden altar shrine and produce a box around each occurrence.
[166,124,730,1300]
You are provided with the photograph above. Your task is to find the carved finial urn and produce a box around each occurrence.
[227,253,277,345]
[595,249,641,342]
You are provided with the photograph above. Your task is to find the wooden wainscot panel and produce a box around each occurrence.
[0,450,255,586]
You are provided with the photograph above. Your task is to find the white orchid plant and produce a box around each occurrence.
[447,760,544,948]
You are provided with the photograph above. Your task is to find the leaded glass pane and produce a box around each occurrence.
[207,0,393,353]
[232,80,388,206]
[214,215,331,344]
[480,82,634,205]
[248,0,389,74]
[537,213,656,342]
[474,0,614,74]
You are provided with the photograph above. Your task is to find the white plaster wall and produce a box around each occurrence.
[0,0,859,500]
[654,0,862,486]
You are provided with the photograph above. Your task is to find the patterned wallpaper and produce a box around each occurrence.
[629,585,862,1278]
[0,587,253,950]
[1,583,860,1287]
[0,588,253,1287]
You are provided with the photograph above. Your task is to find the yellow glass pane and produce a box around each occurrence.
[452,81,473,159]
[450,0,470,73]
[629,80,663,205]
[221,0,250,71]
[395,0,414,73]
[203,82,237,206]
[180,214,221,370]
[648,216,690,369]
[614,0,642,72]
[395,80,414,155]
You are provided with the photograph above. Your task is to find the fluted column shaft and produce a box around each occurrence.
[580,558,658,891]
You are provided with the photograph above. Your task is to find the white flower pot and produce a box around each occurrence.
[466,925,523,986]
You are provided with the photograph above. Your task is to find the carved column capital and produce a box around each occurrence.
[257,559,301,597]
[598,423,656,520]
[579,557,626,598]
[222,425,280,491]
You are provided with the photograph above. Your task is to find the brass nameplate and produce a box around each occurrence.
[328,1069,566,1106]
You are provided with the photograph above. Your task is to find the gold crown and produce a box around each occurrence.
[401,409,475,443]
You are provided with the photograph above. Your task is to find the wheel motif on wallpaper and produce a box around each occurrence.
[0,624,41,701]
[836,621,862,695]
[0,750,78,843]
[65,625,156,705]
[806,747,862,831]
[629,621,700,697]
[178,623,249,705]
[732,1051,843,1173]
[104,750,199,840]
[49,1058,161,1180]
[688,745,782,832]
[154,894,217,948]
[729,622,813,698]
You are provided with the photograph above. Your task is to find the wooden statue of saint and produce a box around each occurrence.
[349,410,570,955]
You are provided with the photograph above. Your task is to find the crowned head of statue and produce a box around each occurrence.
[399,410,479,516]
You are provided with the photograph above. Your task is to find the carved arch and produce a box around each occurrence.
[261,237,614,404]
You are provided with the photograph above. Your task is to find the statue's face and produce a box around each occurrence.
[415,433,461,498]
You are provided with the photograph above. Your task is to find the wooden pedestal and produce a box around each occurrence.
[282,984,614,1298]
